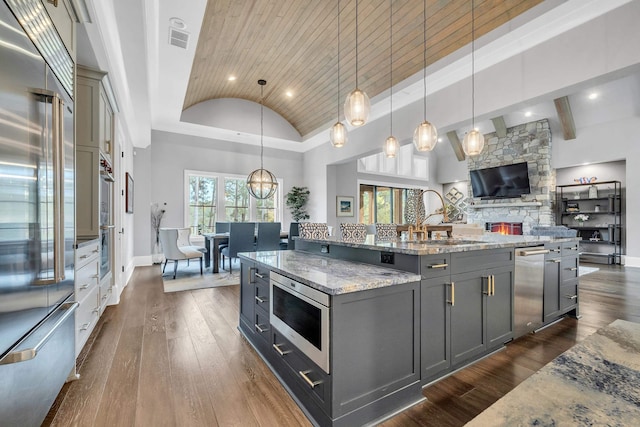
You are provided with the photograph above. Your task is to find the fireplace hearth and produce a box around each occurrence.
[486,222,523,235]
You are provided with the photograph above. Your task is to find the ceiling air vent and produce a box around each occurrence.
[169,28,189,49]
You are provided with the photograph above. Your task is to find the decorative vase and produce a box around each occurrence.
[589,185,598,199]
[152,238,163,264]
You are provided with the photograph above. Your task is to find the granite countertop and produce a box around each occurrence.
[296,233,580,255]
[466,319,640,426]
[239,250,421,295]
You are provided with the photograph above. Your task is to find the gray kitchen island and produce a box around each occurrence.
[238,233,580,427]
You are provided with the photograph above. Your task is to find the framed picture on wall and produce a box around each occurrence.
[126,172,134,213]
[336,196,354,217]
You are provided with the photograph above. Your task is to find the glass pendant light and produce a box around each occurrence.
[330,0,347,147]
[383,0,398,158]
[413,0,438,152]
[247,79,278,199]
[462,0,485,156]
[344,0,370,127]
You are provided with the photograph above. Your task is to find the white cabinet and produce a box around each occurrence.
[76,66,114,162]
[76,66,115,239]
[74,239,100,358]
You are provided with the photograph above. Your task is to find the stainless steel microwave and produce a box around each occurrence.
[269,271,330,373]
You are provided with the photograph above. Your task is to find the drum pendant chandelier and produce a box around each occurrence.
[247,79,278,199]
[344,0,370,127]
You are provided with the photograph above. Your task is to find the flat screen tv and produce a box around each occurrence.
[470,162,531,199]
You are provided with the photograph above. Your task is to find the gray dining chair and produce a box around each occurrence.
[215,221,231,254]
[287,222,300,250]
[256,222,282,251]
[220,222,256,272]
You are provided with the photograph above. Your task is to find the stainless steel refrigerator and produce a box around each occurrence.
[0,0,77,425]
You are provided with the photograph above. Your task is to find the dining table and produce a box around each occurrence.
[203,230,288,273]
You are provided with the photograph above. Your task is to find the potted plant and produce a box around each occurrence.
[286,186,310,222]
[285,187,310,250]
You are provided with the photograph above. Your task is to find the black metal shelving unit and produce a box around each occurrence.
[556,180,622,265]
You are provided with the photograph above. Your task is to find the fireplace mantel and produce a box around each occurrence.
[468,201,543,209]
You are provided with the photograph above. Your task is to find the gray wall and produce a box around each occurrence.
[132,130,304,260]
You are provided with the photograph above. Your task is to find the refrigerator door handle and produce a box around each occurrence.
[31,90,65,285]
[52,92,65,282]
[0,301,78,365]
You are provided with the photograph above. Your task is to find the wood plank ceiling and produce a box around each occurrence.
[184,0,544,138]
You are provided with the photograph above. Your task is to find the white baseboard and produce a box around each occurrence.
[135,255,154,267]
[623,256,640,268]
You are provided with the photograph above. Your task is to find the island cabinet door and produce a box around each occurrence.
[331,281,421,419]
[421,277,451,382]
[449,270,486,367]
[239,260,256,333]
[485,265,514,348]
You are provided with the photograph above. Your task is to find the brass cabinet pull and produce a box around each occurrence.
[272,343,291,357]
[249,267,256,283]
[567,294,578,300]
[254,324,267,333]
[255,295,267,304]
[483,276,490,295]
[548,259,561,263]
[255,272,265,279]
[428,263,448,269]
[491,275,495,296]
[569,267,578,271]
[299,370,322,389]
[447,282,455,306]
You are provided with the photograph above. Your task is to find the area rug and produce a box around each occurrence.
[161,262,240,293]
[465,319,640,426]
[579,266,600,276]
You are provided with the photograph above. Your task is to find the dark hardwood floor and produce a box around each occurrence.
[44,262,639,426]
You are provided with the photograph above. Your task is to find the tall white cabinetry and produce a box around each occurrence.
[75,65,116,357]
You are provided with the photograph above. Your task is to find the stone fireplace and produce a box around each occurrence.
[466,119,555,234]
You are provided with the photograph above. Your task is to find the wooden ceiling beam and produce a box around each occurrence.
[491,116,507,138]
[554,96,577,140]
[447,131,466,162]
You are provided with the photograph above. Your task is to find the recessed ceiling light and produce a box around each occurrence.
[286,91,293,98]
[588,92,598,100]
[437,137,443,142]
[169,17,186,29]
[524,111,532,117]
[228,75,236,81]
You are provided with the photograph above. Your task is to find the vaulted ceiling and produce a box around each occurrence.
[184,0,544,137]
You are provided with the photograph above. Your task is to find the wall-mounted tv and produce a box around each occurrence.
[470,162,531,199]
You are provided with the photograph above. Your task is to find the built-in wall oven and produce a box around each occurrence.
[270,271,331,373]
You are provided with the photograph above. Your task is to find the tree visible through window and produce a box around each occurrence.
[189,175,217,234]
[224,178,250,222]
[256,191,277,222]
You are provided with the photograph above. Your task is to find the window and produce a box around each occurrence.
[185,170,283,234]
[359,184,410,224]
[224,178,249,222]
[188,175,217,234]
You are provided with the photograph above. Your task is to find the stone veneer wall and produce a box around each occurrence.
[466,119,556,234]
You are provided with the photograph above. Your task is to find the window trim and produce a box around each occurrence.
[357,179,429,224]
